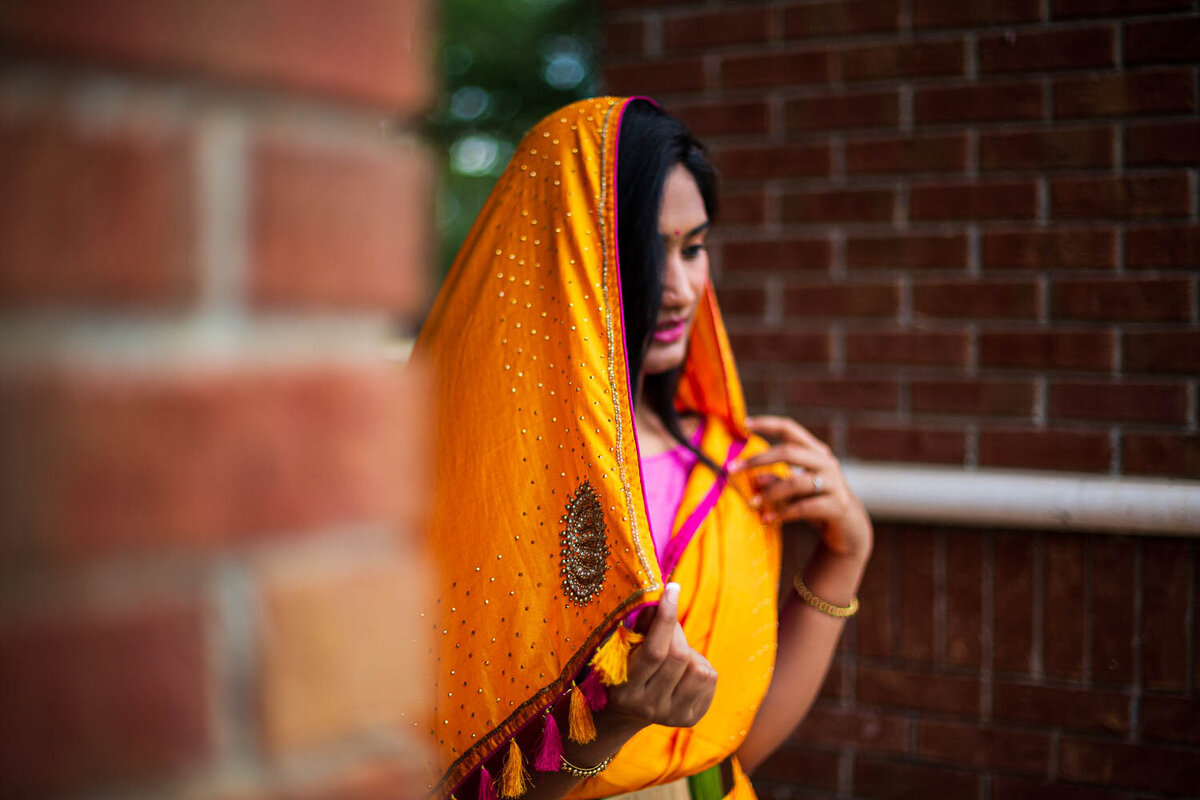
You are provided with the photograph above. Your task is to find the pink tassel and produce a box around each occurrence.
[579,670,608,711]
[533,712,564,772]
[477,766,498,800]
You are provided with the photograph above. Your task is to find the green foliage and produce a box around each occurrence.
[428,0,597,277]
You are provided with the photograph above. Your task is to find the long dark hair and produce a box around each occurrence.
[616,99,720,472]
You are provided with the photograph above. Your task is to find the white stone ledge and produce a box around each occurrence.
[842,462,1200,537]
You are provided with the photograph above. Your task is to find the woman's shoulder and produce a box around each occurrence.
[679,412,704,442]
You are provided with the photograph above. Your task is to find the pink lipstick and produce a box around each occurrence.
[652,318,688,344]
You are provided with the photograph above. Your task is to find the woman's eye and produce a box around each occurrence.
[682,244,706,260]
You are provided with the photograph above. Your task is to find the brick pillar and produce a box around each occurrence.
[0,3,435,797]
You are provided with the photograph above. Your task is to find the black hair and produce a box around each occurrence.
[616,99,720,473]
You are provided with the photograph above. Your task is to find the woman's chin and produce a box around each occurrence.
[642,338,689,375]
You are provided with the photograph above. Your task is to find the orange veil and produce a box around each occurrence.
[414,97,780,800]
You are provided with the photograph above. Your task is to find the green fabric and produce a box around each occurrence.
[686,764,724,800]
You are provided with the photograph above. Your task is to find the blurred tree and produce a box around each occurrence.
[428,0,597,278]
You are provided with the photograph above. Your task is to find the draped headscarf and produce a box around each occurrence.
[415,97,780,800]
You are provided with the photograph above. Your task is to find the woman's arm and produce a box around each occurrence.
[727,415,874,774]
[735,543,869,773]
[518,707,643,799]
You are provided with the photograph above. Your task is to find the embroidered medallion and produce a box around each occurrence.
[559,479,610,606]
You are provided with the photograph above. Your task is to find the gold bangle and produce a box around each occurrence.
[793,573,859,618]
[559,753,614,778]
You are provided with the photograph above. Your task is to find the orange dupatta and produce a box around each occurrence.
[414,97,780,800]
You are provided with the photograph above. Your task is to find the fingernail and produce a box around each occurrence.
[664,582,680,606]
[728,460,743,473]
[762,512,776,523]
[750,495,762,509]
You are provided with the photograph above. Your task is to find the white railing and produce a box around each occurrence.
[842,463,1200,537]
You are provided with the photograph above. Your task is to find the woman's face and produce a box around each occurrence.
[641,163,710,377]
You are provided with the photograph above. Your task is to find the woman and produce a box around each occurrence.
[414,97,872,800]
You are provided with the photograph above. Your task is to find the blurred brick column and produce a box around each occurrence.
[0,2,435,798]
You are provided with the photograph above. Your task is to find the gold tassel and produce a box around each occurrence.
[589,624,644,686]
[568,681,597,744]
[500,739,531,798]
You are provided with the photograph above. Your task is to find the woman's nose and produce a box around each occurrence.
[661,250,694,305]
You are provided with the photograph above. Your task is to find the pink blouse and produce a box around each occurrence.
[641,421,705,568]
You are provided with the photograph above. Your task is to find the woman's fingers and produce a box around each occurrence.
[741,415,875,559]
[730,416,854,523]
[673,650,717,702]
[670,652,718,726]
[611,582,719,728]
[759,472,825,507]
[642,624,695,705]
[769,492,840,525]
[746,415,830,453]
[626,581,681,685]
[733,442,829,474]
[643,581,679,657]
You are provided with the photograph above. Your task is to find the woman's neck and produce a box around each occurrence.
[634,391,700,458]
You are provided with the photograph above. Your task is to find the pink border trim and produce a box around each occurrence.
[659,438,747,581]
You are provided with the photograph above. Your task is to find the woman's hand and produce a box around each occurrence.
[731,415,872,562]
[607,582,718,729]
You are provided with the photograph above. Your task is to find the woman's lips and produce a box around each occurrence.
[652,318,689,344]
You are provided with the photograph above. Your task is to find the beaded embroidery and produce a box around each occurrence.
[559,479,610,606]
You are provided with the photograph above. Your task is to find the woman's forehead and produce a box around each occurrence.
[658,164,707,232]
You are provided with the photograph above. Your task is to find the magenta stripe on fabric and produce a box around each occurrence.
[660,438,747,581]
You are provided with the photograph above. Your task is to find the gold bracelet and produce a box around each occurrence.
[559,753,614,778]
[793,573,859,618]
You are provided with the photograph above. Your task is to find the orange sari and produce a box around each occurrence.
[414,97,781,800]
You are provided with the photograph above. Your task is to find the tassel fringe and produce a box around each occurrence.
[475,624,644,797]
[533,711,564,772]
[500,739,531,798]
[579,670,608,711]
[477,766,498,800]
[568,681,597,744]
[589,624,644,686]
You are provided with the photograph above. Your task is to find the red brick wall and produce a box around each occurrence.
[603,0,1200,479]
[0,2,435,797]
[601,3,1200,798]
[758,524,1200,800]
